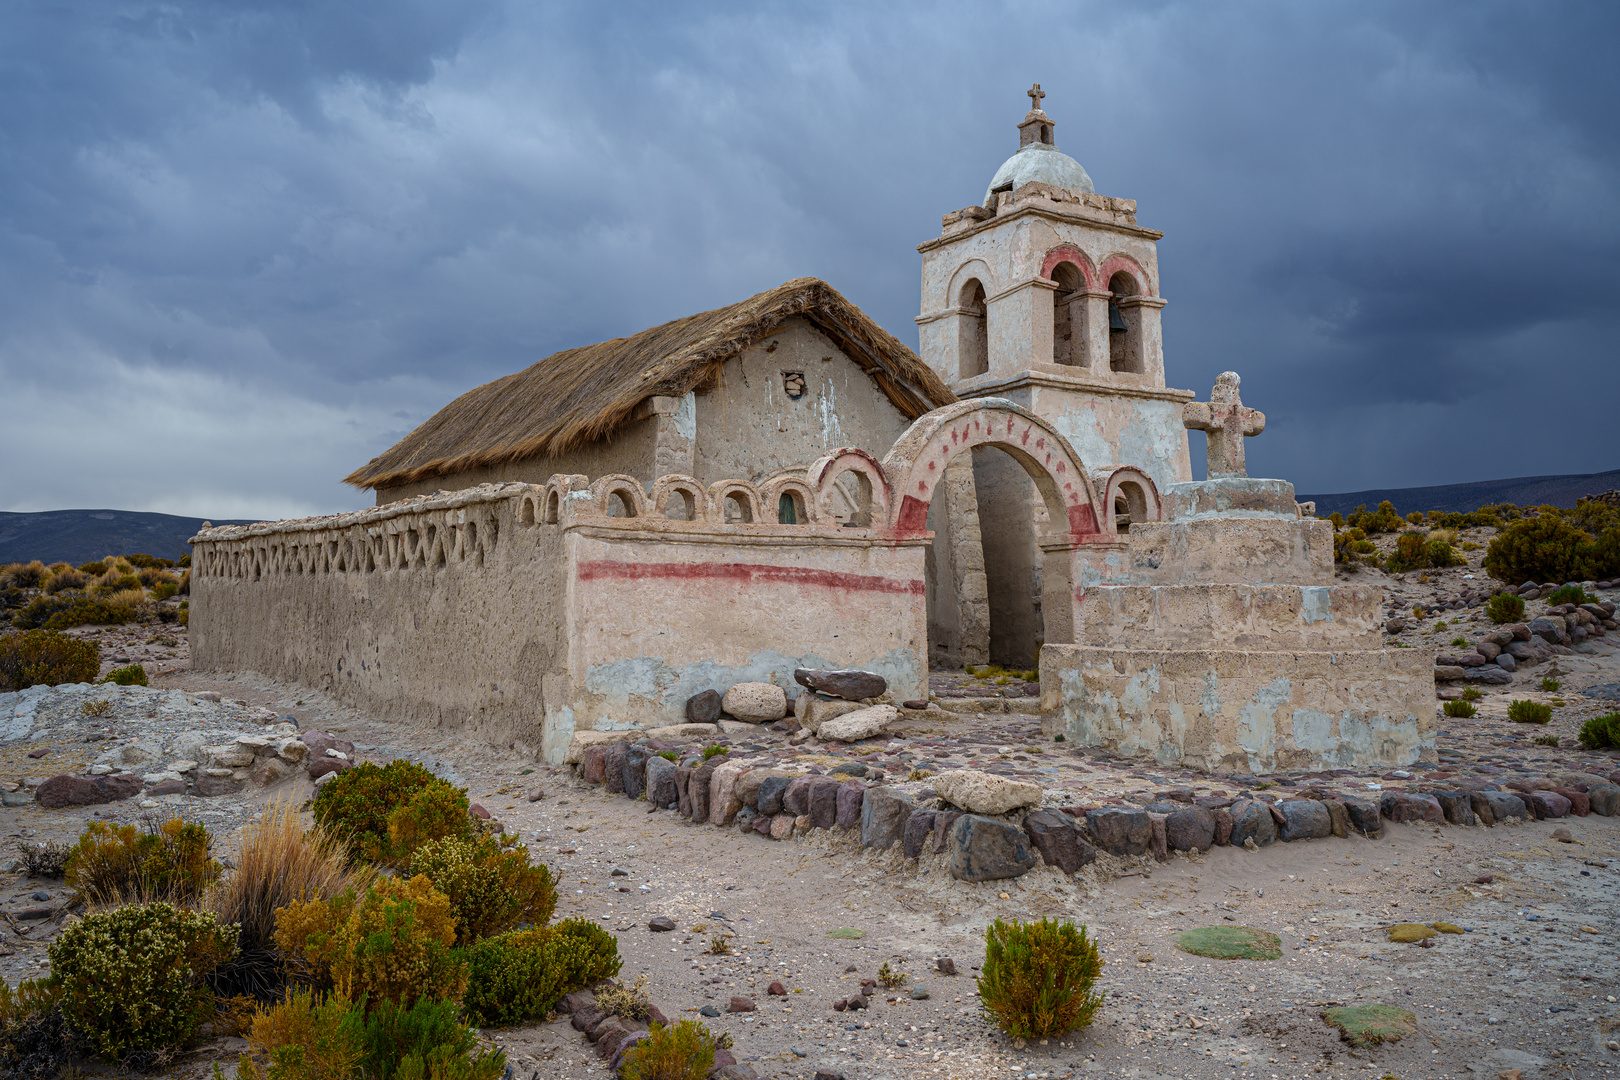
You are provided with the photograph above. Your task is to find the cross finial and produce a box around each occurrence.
[1181,371,1266,479]
[1027,83,1045,111]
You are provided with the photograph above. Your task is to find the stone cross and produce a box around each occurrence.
[1182,371,1266,479]
[1027,83,1045,110]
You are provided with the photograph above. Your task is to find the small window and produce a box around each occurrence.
[724,494,754,524]
[607,490,636,518]
[664,489,695,521]
[778,492,805,524]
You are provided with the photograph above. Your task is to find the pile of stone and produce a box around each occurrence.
[683,668,901,743]
[1434,598,1615,684]
[552,987,754,1080]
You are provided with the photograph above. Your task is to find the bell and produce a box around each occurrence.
[1109,304,1127,333]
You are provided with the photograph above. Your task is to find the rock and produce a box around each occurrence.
[622,745,648,800]
[793,668,887,701]
[1384,617,1408,634]
[817,705,898,742]
[1380,791,1442,824]
[1431,790,1476,826]
[947,814,1038,882]
[1552,787,1590,816]
[807,777,840,830]
[1466,666,1512,685]
[1164,805,1216,852]
[1228,799,1277,847]
[252,757,294,786]
[1085,808,1151,856]
[860,787,915,850]
[1586,782,1620,816]
[1148,813,1169,861]
[1496,653,1517,671]
[796,694,864,735]
[1482,791,1529,821]
[835,780,866,829]
[307,757,350,780]
[145,778,187,797]
[1340,797,1381,836]
[1475,641,1502,661]
[910,984,929,1000]
[1023,808,1098,872]
[645,755,678,808]
[1468,791,1497,826]
[608,1030,650,1072]
[756,775,792,816]
[768,812,795,840]
[932,770,1043,815]
[930,810,962,853]
[686,689,723,723]
[1274,799,1332,842]
[571,1004,606,1033]
[1321,799,1349,838]
[1529,618,1565,643]
[782,777,815,817]
[767,980,787,996]
[721,682,787,723]
[728,996,755,1013]
[581,744,610,785]
[648,916,676,932]
[1211,806,1234,845]
[591,1017,632,1055]
[708,762,747,826]
[35,773,141,809]
[603,742,629,796]
[1552,826,1574,843]
[1432,665,1466,682]
[1527,790,1571,818]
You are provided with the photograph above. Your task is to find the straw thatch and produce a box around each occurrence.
[345,277,956,491]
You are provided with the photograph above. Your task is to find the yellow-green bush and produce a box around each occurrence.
[273,875,466,1009]
[0,629,99,690]
[1442,700,1477,718]
[77,561,107,576]
[65,816,222,907]
[617,1020,716,1080]
[12,593,133,631]
[1486,593,1525,624]
[103,662,149,686]
[0,562,46,589]
[1507,699,1553,725]
[1485,512,1619,584]
[460,918,621,1028]
[977,917,1104,1039]
[311,761,471,866]
[48,902,236,1062]
[42,569,85,594]
[409,835,556,944]
[1385,531,1465,574]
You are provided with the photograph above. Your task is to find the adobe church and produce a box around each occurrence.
[191,88,1434,773]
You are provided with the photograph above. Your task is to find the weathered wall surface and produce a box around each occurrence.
[376,419,660,504]
[193,475,932,765]
[1074,584,1382,651]
[1041,645,1437,773]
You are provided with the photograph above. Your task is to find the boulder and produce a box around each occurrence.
[1276,800,1332,841]
[860,787,914,850]
[835,780,867,829]
[1211,807,1234,846]
[782,777,814,817]
[581,744,610,785]
[193,772,240,797]
[1528,617,1565,644]
[708,762,747,826]
[797,695,865,735]
[817,705,898,742]
[1465,666,1512,685]
[1526,790,1571,818]
[1586,782,1620,816]
[1163,805,1216,852]
[1432,666,1466,682]
[756,775,791,816]
[1084,808,1151,856]
[1481,790,1529,821]
[1475,641,1502,661]
[901,810,937,858]
[603,742,629,796]
[686,690,723,723]
[1468,790,1496,827]
[1430,790,1476,826]
[1023,808,1098,872]
[674,763,693,816]
[721,683,787,723]
[947,814,1038,882]
[36,774,120,808]
[1228,799,1277,847]
[1148,813,1169,861]
[251,757,295,786]
[622,745,649,800]
[688,762,716,822]
[806,777,841,830]
[1340,797,1381,836]
[1551,787,1590,816]
[645,755,678,808]
[769,813,796,840]
[932,810,963,853]
[932,770,1043,815]
[793,668,887,701]
[145,778,187,797]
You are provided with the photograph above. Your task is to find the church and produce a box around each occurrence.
[190,88,1434,773]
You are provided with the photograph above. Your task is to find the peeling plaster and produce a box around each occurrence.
[1235,677,1291,771]
[672,392,696,441]
[1300,586,1334,624]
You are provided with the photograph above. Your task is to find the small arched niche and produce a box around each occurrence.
[1051,262,1086,367]
[1108,271,1142,374]
[828,469,874,527]
[544,490,560,525]
[958,279,988,379]
[606,490,637,518]
[664,489,696,521]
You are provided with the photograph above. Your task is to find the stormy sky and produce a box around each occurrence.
[3,2,1616,519]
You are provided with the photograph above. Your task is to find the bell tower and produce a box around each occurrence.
[915,85,1193,494]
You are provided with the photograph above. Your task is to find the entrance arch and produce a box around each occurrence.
[883,399,1104,668]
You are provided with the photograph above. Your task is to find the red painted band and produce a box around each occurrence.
[578,560,926,596]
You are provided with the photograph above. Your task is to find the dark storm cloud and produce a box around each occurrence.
[1,1,1616,516]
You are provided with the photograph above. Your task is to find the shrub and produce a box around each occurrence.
[0,629,99,690]
[92,570,143,597]
[1346,501,1403,535]
[1442,700,1476,719]
[0,977,71,1080]
[1507,700,1552,725]
[1533,734,1559,747]
[977,917,1104,1039]
[49,902,236,1063]
[1332,527,1380,568]
[125,553,174,569]
[273,874,466,1009]
[16,839,71,878]
[136,567,178,588]
[1461,686,1482,701]
[701,745,726,761]
[65,815,221,907]
[1540,676,1562,692]
[311,761,470,866]
[178,553,191,567]
[1450,636,1468,647]
[1486,593,1525,624]
[0,562,46,590]
[595,974,650,1021]
[386,782,474,867]
[1484,515,1597,584]
[103,663,148,686]
[206,798,366,1001]
[1545,584,1592,606]
[410,835,557,944]
[42,569,84,595]
[11,593,133,631]
[1578,711,1620,750]
[1385,531,1464,574]
[617,1020,717,1080]
[461,918,621,1027]
[151,581,180,601]
[230,987,366,1080]
[77,561,106,576]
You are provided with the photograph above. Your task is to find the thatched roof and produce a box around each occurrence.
[345,278,955,491]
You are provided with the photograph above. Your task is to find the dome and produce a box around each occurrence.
[984,141,1094,205]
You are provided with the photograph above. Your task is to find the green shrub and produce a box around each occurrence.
[362,996,505,1080]
[1545,584,1592,606]
[66,816,222,907]
[124,553,175,569]
[42,569,85,594]
[1486,593,1525,624]
[1385,531,1465,574]
[12,593,133,631]
[1442,700,1476,718]
[1507,700,1552,725]
[151,581,180,601]
[311,760,471,866]
[49,902,236,1063]
[103,663,148,686]
[0,977,71,1080]
[77,561,107,576]
[1450,636,1469,647]
[617,1020,716,1080]
[701,744,726,761]
[461,919,621,1028]
[1461,686,1482,701]
[93,572,143,597]
[178,553,191,568]
[410,835,557,944]
[1484,514,1603,584]
[977,917,1104,1039]
[272,874,466,1009]
[0,629,99,690]
[1346,501,1403,534]
[1578,712,1620,749]
[1540,676,1561,692]
[1332,527,1381,568]
[1533,734,1559,747]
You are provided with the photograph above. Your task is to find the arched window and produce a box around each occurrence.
[1051,263,1085,367]
[1108,271,1142,374]
[606,490,637,518]
[958,279,988,379]
[663,489,695,521]
[828,469,874,527]
[1114,481,1148,534]
[544,490,560,524]
[723,494,753,523]
[778,491,806,524]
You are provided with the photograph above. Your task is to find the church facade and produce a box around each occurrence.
[189,89,1434,772]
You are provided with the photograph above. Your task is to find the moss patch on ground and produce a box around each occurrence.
[827,928,865,939]
[1386,922,1438,942]
[1174,926,1282,960]
[1323,1004,1417,1047]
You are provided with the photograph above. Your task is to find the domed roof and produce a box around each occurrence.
[984,141,1094,205]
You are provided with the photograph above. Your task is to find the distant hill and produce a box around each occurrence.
[0,509,259,566]
[1302,468,1620,518]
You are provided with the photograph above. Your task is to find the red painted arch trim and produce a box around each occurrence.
[1040,245,1099,291]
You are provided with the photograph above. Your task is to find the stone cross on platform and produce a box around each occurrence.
[1182,371,1266,479]
[1027,83,1045,110]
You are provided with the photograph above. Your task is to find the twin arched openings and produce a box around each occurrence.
[955,261,1145,379]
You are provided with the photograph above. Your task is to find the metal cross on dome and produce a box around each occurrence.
[1182,371,1266,479]
[1027,83,1045,110]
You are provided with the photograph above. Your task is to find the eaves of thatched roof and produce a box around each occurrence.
[345,277,954,491]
